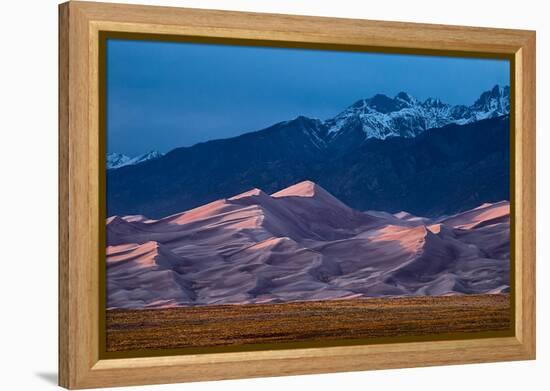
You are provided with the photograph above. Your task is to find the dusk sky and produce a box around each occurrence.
[106,39,510,156]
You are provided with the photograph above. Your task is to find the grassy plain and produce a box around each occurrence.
[106,294,511,352]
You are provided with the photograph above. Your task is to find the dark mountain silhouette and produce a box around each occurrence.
[107,115,509,218]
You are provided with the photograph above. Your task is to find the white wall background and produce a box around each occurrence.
[0,0,546,389]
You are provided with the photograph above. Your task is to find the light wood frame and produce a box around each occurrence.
[59,1,536,389]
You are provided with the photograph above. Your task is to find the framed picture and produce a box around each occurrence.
[59,1,536,389]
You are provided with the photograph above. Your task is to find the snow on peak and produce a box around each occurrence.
[107,150,164,169]
[423,97,445,108]
[324,85,510,140]
[471,84,510,116]
[106,153,131,169]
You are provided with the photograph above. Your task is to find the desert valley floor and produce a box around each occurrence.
[106,294,511,352]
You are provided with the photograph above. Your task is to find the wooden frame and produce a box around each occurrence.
[59,1,536,389]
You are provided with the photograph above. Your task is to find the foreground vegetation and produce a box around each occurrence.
[106,294,510,352]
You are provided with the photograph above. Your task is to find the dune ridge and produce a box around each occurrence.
[106,181,510,309]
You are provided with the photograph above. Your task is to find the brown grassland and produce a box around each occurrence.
[106,294,511,353]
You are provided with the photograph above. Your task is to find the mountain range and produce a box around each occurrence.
[107,85,510,219]
[325,84,509,141]
[106,181,510,309]
[107,150,163,169]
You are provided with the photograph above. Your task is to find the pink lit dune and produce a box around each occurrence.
[106,181,510,309]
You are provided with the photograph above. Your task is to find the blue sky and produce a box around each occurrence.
[107,39,509,156]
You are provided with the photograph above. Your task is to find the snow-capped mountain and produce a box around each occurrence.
[106,153,131,169]
[470,85,510,120]
[107,85,510,219]
[325,85,510,140]
[107,150,163,169]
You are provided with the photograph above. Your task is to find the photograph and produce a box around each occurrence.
[104,38,512,353]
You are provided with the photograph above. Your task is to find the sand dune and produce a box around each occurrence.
[106,181,510,308]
